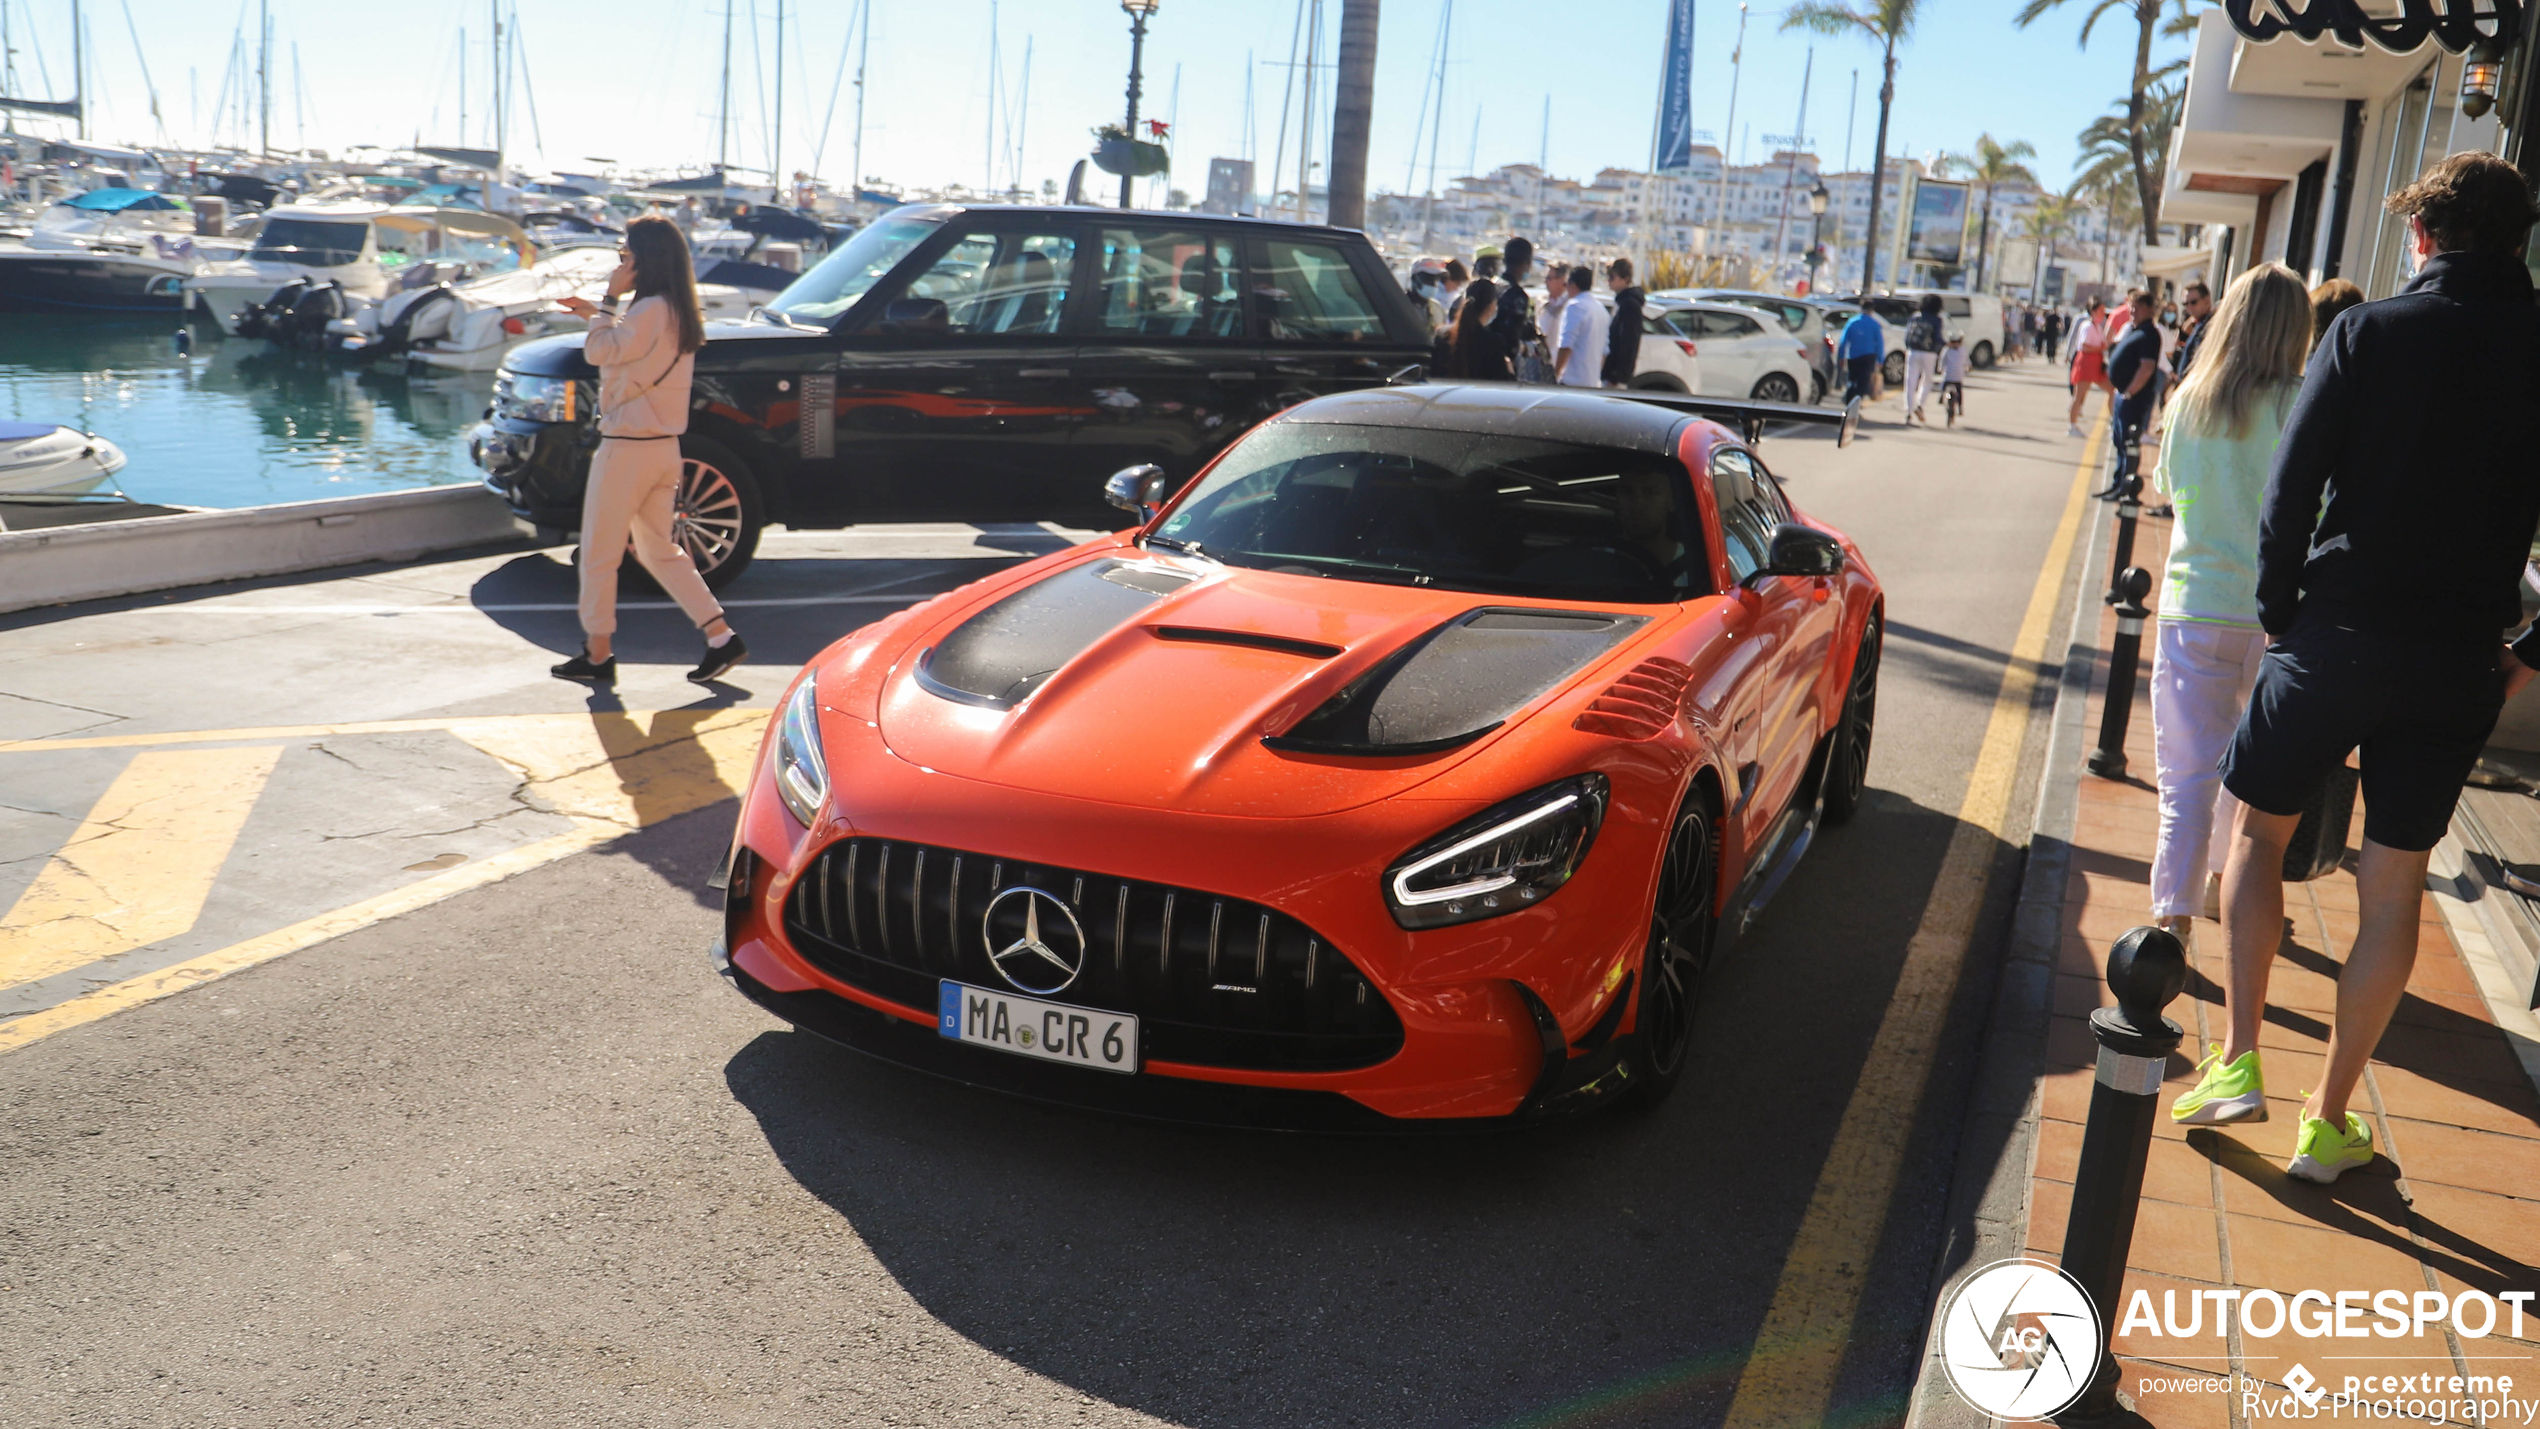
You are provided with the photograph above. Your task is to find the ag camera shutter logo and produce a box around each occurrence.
[1939,1258,2103,1419]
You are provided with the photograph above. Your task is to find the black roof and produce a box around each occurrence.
[1278,383,1848,452]
[1276,384,1696,454]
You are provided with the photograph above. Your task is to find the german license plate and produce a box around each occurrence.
[938,980,1139,1075]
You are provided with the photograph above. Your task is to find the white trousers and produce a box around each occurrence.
[2149,619,2267,917]
[1905,350,1939,413]
[577,437,725,639]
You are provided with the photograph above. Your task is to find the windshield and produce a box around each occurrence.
[764,214,940,323]
[249,218,367,266]
[1152,422,1707,605]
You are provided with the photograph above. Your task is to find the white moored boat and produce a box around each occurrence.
[187,204,532,333]
[0,423,128,497]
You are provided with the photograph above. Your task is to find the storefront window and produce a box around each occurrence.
[2363,64,2456,298]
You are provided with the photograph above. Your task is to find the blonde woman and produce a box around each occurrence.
[2146,261,2311,947]
[549,215,747,686]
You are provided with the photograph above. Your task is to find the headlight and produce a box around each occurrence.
[1384,774,1609,929]
[494,371,578,424]
[773,677,829,828]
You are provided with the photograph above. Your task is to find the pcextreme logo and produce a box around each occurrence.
[1938,1259,2103,1419]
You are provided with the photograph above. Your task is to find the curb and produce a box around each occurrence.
[1905,471,2112,1429]
[0,485,532,615]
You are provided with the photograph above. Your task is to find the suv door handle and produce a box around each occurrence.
[1017,367,1071,378]
[1208,370,1255,382]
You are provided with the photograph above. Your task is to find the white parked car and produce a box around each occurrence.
[1646,299,1817,404]
[1527,288,1704,394]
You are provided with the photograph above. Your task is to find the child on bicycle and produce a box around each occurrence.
[1939,333,1969,425]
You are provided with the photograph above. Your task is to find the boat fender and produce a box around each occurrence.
[173,327,193,356]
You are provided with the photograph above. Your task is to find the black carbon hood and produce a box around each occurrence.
[916,559,1198,709]
[1265,608,1649,756]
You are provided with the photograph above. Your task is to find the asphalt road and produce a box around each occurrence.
[0,365,2099,1429]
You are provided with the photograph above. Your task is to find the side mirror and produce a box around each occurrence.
[1755,522,1845,581]
[1104,463,1171,521]
[877,297,949,336]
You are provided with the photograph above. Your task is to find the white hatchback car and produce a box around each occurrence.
[1532,288,1705,394]
[1646,300,1817,403]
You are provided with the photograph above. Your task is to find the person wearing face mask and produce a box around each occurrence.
[1405,258,1449,332]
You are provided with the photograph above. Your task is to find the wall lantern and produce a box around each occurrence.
[2460,38,2506,117]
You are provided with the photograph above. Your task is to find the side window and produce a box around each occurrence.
[1777,303,1810,331]
[895,228,1076,336]
[1095,228,1243,338]
[1705,312,1763,339]
[1944,297,1973,320]
[1248,238,1385,342]
[1710,448,1776,582]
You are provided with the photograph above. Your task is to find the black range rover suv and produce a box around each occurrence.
[468,204,1435,587]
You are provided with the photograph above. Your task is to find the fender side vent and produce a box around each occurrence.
[1573,656,1693,739]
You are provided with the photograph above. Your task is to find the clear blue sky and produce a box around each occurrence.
[41,0,2187,200]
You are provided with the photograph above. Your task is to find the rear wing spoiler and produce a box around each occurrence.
[1380,368,1858,449]
[1588,390,1859,449]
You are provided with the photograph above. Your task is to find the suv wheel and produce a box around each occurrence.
[1751,371,1801,404]
[1971,340,1997,370]
[619,437,764,592]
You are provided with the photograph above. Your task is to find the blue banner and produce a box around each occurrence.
[1656,0,1697,173]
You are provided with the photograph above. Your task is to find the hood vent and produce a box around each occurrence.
[918,561,1171,710]
[1573,656,1693,740]
[1265,608,1648,757]
[1151,627,1344,660]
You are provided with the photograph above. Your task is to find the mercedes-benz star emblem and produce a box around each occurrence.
[980,886,1088,996]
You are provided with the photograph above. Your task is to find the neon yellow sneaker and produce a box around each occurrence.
[2288,1111,2375,1184]
[2171,1045,2267,1125]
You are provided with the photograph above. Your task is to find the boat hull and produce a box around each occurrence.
[0,252,191,312]
[0,425,129,497]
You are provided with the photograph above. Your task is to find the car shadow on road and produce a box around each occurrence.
[716,784,2017,1429]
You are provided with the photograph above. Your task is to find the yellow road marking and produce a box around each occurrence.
[0,708,776,1053]
[1718,417,2105,1427]
[0,821,620,1056]
[0,708,766,756]
[0,746,283,993]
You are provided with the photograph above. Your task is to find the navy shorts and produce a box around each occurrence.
[2221,615,2508,852]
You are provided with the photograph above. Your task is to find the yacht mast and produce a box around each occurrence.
[257,0,269,155]
[715,0,731,175]
[492,0,504,183]
[848,0,867,201]
[75,0,87,140]
[770,0,783,203]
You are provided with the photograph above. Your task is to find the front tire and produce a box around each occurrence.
[1882,350,1906,387]
[1822,614,1881,825]
[1625,788,1721,1109]
[1750,371,1802,404]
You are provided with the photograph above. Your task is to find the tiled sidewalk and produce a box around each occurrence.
[2027,508,2540,1427]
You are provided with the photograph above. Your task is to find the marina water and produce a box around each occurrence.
[0,315,496,510]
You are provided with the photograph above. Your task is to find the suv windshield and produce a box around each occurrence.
[1151,422,1707,605]
[249,218,367,266]
[765,214,941,324]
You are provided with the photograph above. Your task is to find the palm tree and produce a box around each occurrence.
[2015,0,2193,245]
[1936,133,2038,291]
[1326,0,1380,230]
[2075,82,2180,208]
[2021,193,2077,292]
[1783,0,1922,292]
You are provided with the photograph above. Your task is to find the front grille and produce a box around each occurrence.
[781,838,1404,1072]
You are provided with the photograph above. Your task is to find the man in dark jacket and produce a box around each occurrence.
[1487,236,1537,376]
[2181,152,2540,1186]
[1602,257,1645,388]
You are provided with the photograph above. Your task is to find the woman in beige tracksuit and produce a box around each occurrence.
[549,215,747,686]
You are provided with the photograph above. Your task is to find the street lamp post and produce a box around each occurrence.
[1805,180,1829,294]
[1119,0,1158,209]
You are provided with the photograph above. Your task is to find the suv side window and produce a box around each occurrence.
[898,228,1078,335]
[1710,447,1777,582]
[1095,228,1243,338]
[1247,237,1385,342]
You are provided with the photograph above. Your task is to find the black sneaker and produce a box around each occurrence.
[689,634,748,685]
[551,647,617,684]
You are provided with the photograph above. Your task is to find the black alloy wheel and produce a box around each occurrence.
[1881,350,1907,387]
[1822,614,1882,826]
[1625,788,1721,1109]
[1750,371,1802,405]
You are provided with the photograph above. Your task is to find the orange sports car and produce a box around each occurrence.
[714,384,1880,1128]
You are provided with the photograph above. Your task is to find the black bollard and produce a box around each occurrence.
[2054,925,2187,1423]
[2102,441,2143,606]
[2087,567,2153,779]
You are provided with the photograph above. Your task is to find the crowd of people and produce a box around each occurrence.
[1410,237,1653,391]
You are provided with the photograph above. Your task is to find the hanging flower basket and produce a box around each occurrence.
[1092,129,1171,178]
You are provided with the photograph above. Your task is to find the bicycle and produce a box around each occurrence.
[1942,379,1964,427]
